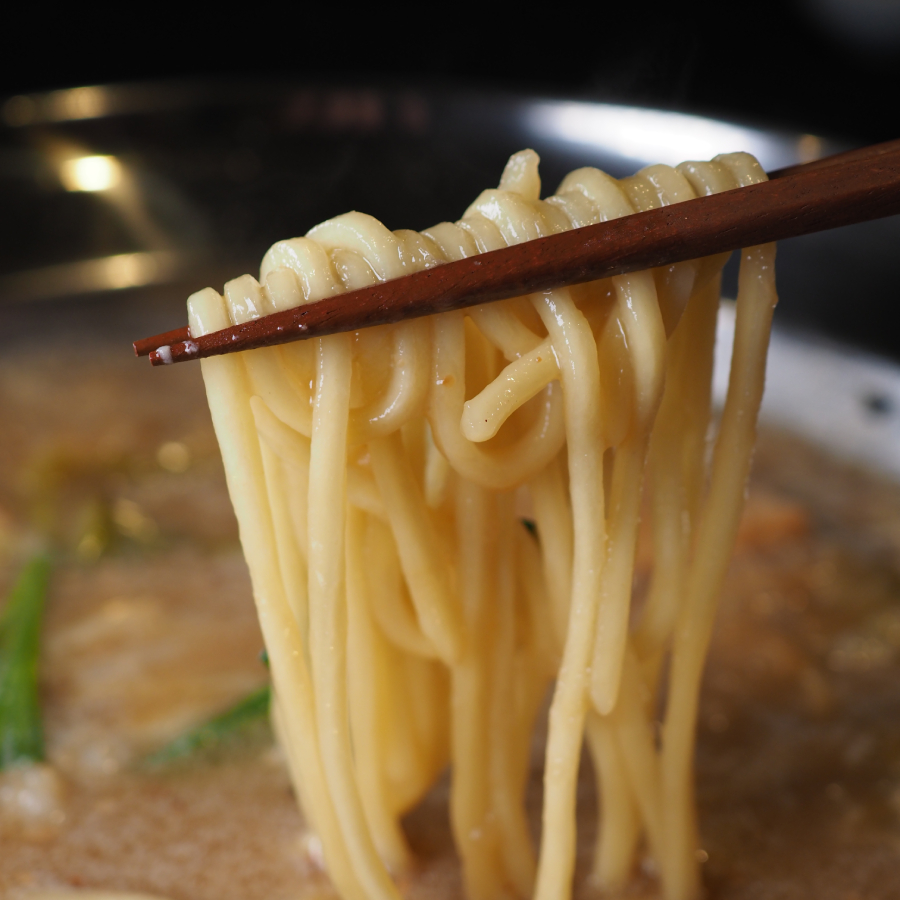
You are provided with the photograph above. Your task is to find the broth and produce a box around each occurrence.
[1,342,900,899]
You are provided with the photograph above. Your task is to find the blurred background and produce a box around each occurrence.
[1,0,899,357]
[6,0,900,142]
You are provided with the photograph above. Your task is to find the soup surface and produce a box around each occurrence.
[2,339,900,900]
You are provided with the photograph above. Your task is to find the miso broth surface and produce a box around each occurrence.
[1,342,900,899]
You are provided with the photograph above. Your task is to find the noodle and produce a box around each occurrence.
[187,148,776,900]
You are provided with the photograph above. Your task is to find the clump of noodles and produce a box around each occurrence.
[187,149,777,900]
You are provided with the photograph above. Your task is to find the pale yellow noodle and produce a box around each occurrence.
[363,517,439,659]
[400,652,450,780]
[489,493,538,897]
[350,318,432,443]
[588,435,652,715]
[608,647,665,864]
[423,423,452,509]
[307,332,400,900]
[516,525,560,676]
[347,506,414,873]
[585,712,640,890]
[369,432,464,664]
[191,147,778,900]
[189,288,368,900]
[429,312,566,490]
[533,287,606,900]
[634,277,720,669]
[462,338,558,443]
[259,442,309,636]
[528,455,573,656]
[469,304,544,360]
[660,243,777,900]
[451,478,506,900]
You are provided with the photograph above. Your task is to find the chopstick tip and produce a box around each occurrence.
[149,339,201,366]
[150,346,173,366]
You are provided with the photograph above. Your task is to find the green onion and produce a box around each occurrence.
[144,684,271,768]
[0,555,51,769]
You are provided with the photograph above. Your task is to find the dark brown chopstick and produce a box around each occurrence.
[766,138,900,180]
[137,140,900,367]
[134,325,190,358]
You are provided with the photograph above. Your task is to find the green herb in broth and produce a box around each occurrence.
[144,684,272,768]
[0,555,51,769]
[26,448,170,559]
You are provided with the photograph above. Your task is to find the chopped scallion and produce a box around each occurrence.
[0,555,51,769]
[144,684,271,767]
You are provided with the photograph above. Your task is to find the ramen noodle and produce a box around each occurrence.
[186,149,777,900]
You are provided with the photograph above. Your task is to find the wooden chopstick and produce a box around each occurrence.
[136,139,900,367]
[134,326,191,357]
[765,137,900,180]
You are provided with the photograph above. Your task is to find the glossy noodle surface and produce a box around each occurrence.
[188,150,778,900]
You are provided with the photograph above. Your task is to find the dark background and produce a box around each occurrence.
[3,0,899,144]
[2,0,899,359]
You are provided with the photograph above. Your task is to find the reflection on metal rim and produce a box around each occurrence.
[0,251,202,304]
[1,83,218,127]
[525,101,816,171]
